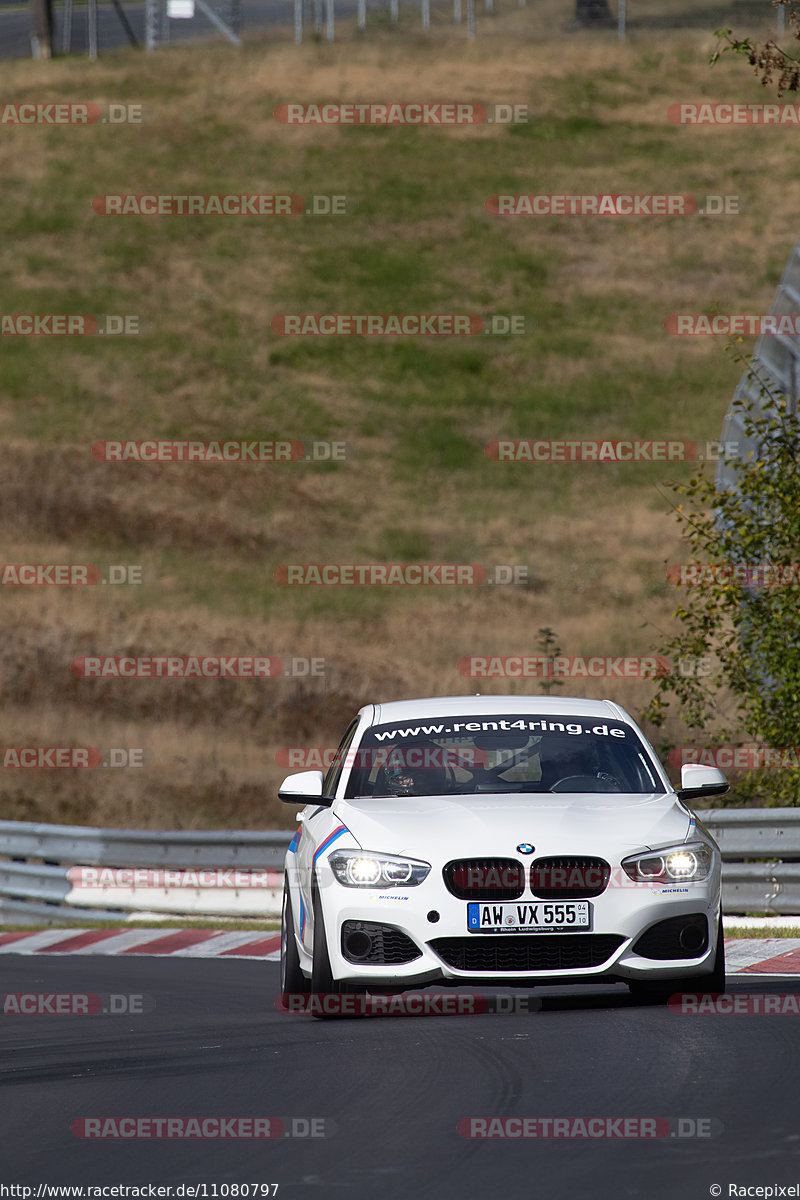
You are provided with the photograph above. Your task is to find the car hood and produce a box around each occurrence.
[333,792,696,861]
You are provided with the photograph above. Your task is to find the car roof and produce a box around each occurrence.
[362,695,634,726]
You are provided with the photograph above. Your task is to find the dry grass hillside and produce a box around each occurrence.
[0,7,793,827]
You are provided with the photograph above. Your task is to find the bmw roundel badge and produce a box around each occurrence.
[516,843,535,855]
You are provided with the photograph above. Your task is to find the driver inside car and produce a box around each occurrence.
[378,744,453,796]
[540,742,622,792]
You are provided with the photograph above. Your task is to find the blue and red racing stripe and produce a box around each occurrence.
[312,823,349,871]
[299,825,350,940]
[287,827,304,936]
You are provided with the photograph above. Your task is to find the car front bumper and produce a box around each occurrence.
[305,871,722,988]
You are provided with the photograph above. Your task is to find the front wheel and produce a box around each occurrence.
[628,913,726,1005]
[280,882,310,997]
[310,889,367,1017]
[311,887,340,995]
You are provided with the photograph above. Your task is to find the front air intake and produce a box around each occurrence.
[340,921,421,965]
[632,914,709,960]
[431,934,625,972]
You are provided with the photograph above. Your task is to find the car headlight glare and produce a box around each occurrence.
[665,850,698,878]
[622,843,712,883]
[346,857,382,886]
[329,850,430,888]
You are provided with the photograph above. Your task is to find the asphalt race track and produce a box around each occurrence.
[2,955,799,1198]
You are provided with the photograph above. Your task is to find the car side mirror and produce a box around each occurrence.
[676,763,729,801]
[278,769,332,806]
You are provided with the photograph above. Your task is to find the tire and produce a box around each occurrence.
[628,912,726,1005]
[310,886,341,997]
[309,887,368,1018]
[702,911,726,993]
[280,881,310,998]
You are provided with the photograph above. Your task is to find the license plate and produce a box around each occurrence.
[467,901,591,933]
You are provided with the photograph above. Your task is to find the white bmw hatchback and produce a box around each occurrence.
[279,695,728,1005]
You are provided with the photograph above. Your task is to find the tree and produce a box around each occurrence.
[711,8,800,95]
[645,350,800,801]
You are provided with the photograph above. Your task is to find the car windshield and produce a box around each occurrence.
[343,714,665,798]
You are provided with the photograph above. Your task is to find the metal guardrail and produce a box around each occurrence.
[702,809,800,857]
[0,820,291,869]
[0,820,293,925]
[3,810,800,925]
[703,809,800,915]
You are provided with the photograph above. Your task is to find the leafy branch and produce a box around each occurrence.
[711,17,800,95]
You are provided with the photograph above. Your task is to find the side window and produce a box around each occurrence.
[323,719,359,798]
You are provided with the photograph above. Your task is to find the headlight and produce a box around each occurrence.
[621,842,713,884]
[328,850,431,888]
